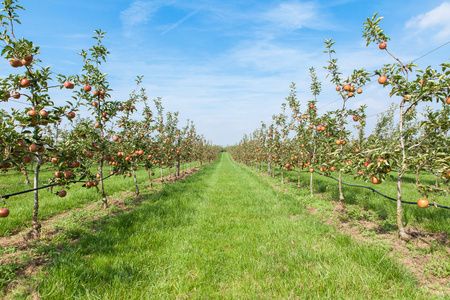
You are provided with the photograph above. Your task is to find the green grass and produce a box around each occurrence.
[31,153,431,299]
[258,164,450,233]
[0,162,196,236]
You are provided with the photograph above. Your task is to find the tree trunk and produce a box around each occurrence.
[176,158,181,177]
[32,156,41,223]
[267,154,271,176]
[148,169,153,189]
[338,170,344,202]
[99,159,107,209]
[281,168,284,184]
[310,172,314,197]
[397,102,410,241]
[160,167,164,183]
[132,168,140,196]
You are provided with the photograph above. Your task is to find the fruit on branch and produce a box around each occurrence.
[370,176,381,184]
[54,171,62,178]
[84,85,92,92]
[446,97,450,104]
[0,208,10,218]
[64,81,74,89]
[20,78,30,87]
[379,42,387,50]
[67,111,76,119]
[336,86,341,91]
[417,198,429,208]
[22,156,32,163]
[9,58,22,68]
[378,76,387,84]
[353,115,359,122]
[57,190,67,197]
[39,110,49,118]
[11,91,20,99]
[64,170,73,179]
[28,144,40,152]
[357,89,362,94]
[28,110,37,117]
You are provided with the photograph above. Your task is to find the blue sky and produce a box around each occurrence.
[2,0,450,145]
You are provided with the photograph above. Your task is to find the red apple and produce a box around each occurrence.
[84,85,92,92]
[20,78,30,87]
[0,208,10,218]
[58,190,67,197]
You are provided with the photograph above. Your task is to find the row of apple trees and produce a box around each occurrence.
[0,1,221,234]
[228,14,450,240]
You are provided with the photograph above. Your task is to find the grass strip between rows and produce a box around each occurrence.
[33,153,429,299]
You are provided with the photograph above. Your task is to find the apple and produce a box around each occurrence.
[446,97,450,104]
[335,86,341,91]
[417,198,429,208]
[93,180,99,186]
[94,123,101,128]
[370,176,381,184]
[67,111,76,119]
[40,110,49,118]
[20,78,30,87]
[84,85,92,92]
[356,88,362,94]
[54,171,62,178]
[51,157,58,164]
[22,156,32,163]
[71,161,80,168]
[64,170,73,179]
[92,101,98,107]
[9,58,22,68]
[28,109,37,117]
[86,181,93,188]
[11,91,20,99]
[378,76,388,84]
[353,115,359,122]
[113,136,119,142]
[16,140,25,148]
[64,81,74,89]
[0,208,10,218]
[379,42,387,50]
[309,104,314,109]
[29,144,40,152]
[58,190,67,197]
[23,55,33,62]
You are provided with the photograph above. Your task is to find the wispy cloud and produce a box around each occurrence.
[161,9,200,35]
[405,2,450,42]
[120,0,166,27]
[263,1,323,31]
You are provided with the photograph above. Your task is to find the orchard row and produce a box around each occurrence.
[228,14,450,241]
[0,2,221,229]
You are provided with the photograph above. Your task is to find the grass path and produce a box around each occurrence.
[34,153,429,299]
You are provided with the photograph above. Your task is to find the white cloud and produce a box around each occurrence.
[120,0,166,27]
[405,2,450,42]
[263,1,321,31]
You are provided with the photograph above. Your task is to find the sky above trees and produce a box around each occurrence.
[1,0,450,145]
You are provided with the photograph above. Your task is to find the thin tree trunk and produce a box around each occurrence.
[281,167,284,184]
[338,170,344,202]
[100,159,107,209]
[132,168,140,196]
[32,157,41,223]
[397,102,410,241]
[160,167,164,183]
[310,172,314,197]
[148,169,153,189]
